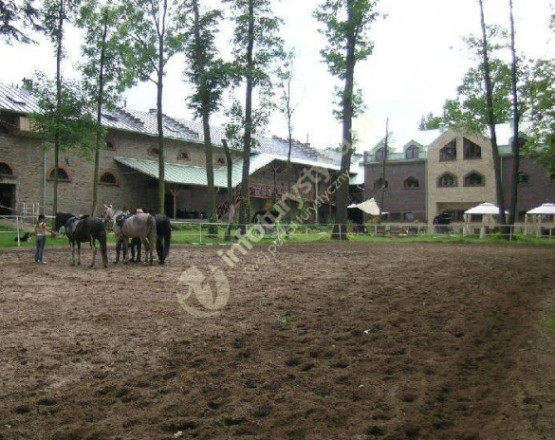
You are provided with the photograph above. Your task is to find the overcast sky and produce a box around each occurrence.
[1,0,553,150]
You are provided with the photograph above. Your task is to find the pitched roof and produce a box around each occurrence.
[0,83,41,114]
[0,82,360,178]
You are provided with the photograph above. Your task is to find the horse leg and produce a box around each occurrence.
[71,241,76,266]
[122,238,129,264]
[77,242,81,266]
[90,238,97,268]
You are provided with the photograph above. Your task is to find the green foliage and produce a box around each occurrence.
[419,113,443,130]
[77,0,137,103]
[0,0,43,43]
[314,0,382,79]
[29,74,98,159]
[183,0,232,119]
[522,58,555,172]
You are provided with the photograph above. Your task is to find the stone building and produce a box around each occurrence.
[364,126,555,225]
[0,82,362,222]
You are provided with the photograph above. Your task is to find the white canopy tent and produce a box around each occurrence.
[525,203,555,236]
[348,198,383,216]
[463,202,506,215]
[463,202,507,237]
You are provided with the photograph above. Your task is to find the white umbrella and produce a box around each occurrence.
[348,198,382,215]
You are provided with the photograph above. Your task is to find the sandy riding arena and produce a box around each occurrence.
[1,242,554,440]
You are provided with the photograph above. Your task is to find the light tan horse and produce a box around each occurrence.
[103,205,157,265]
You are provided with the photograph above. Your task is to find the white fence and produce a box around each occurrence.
[2,215,553,247]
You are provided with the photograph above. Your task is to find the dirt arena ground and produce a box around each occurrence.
[1,242,554,440]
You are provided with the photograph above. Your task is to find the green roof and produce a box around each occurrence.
[114,153,341,188]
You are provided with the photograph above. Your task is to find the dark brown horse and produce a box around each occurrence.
[54,212,108,268]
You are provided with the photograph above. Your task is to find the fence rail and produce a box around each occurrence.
[1,214,553,247]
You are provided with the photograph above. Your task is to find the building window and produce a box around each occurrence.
[439,139,457,161]
[464,171,484,187]
[438,172,457,187]
[463,138,481,159]
[215,157,226,166]
[177,150,190,161]
[47,167,71,182]
[404,176,419,189]
[517,172,530,185]
[374,178,388,189]
[549,172,555,184]
[99,171,118,186]
[405,145,419,159]
[375,147,386,161]
[148,147,159,157]
[0,161,14,176]
[105,140,115,151]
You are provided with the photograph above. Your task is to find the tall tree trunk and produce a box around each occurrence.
[157,30,165,215]
[508,0,520,227]
[332,19,355,240]
[238,0,255,234]
[478,0,507,228]
[379,118,389,218]
[53,0,64,216]
[192,0,217,233]
[91,16,108,216]
[222,139,234,241]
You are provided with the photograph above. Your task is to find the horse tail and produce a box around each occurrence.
[155,215,171,263]
[164,221,171,258]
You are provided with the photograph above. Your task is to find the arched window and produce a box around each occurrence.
[148,147,159,157]
[374,178,388,189]
[404,176,419,189]
[405,145,419,159]
[517,172,530,185]
[177,150,190,161]
[99,171,118,185]
[464,172,484,187]
[105,140,116,151]
[463,138,481,159]
[437,172,457,188]
[439,139,457,161]
[215,157,226,166]
[47,167,71,182]
[0,162,14,176]
[375,147,386,161]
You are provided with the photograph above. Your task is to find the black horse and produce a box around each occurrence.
[155,214,171,264]
[54,212,108,268]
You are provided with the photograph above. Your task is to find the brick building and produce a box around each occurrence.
[0,82,362,222]
[364,126,555,225]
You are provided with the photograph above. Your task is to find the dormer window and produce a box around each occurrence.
[375,147,386,161]
[405,145,419,159]
[215,157,226,166]
[148,147,159,157]
[105,140,116,151]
